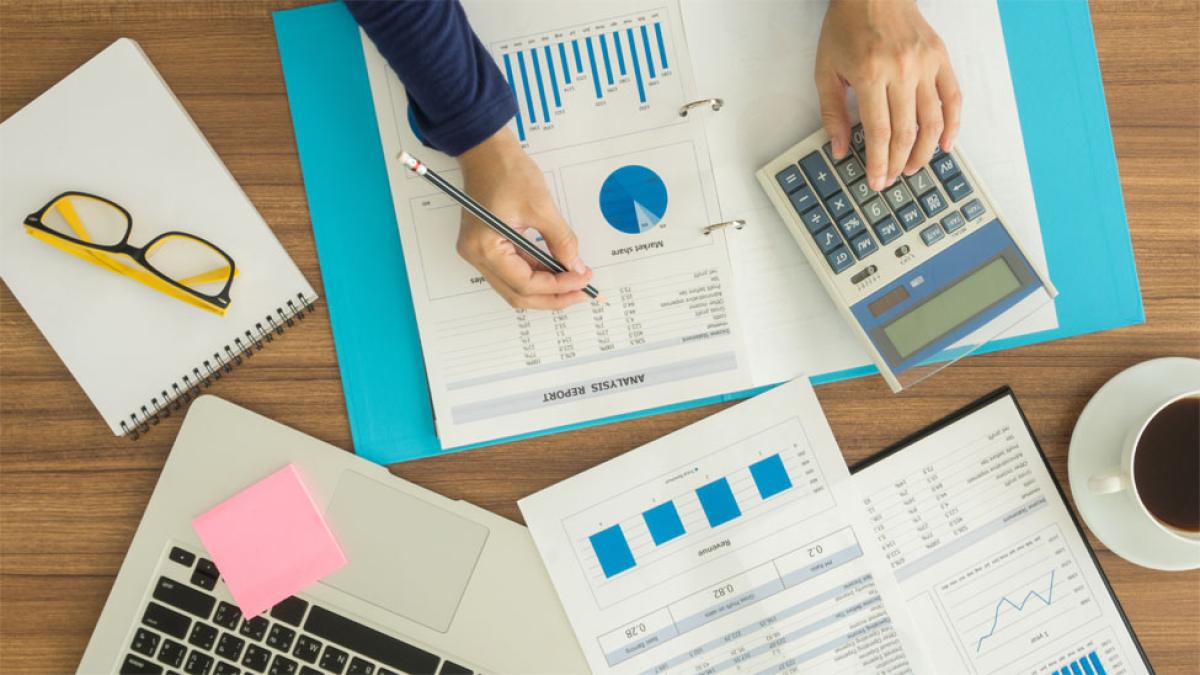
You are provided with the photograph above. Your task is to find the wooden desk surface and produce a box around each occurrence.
[1,1,1197,672]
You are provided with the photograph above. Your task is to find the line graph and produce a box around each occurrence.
[975,568,1055,652]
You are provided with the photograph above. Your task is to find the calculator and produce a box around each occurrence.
[757,125,1056,391]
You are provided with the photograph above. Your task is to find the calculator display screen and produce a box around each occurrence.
[883,257,1022,359]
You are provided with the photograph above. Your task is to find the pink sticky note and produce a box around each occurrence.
[192,464,346,617]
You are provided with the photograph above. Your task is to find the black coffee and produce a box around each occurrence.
[1132,396,1200,533]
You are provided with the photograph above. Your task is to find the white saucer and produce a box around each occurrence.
[1068,357,1200,571]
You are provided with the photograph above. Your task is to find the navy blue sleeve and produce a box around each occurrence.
[345,0,517,156]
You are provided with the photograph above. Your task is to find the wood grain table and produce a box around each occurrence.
[1,1,1197,672]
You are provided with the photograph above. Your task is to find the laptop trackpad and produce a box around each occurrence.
[321,471,488,633]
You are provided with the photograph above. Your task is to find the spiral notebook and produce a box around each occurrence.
[0,38,317,438]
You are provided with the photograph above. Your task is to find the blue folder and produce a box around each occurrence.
[273,0,1142,465]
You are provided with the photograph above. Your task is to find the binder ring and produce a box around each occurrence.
[679,98,724,117]
[703,219,745,235]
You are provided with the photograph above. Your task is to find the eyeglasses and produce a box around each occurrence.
[23,191,237,316]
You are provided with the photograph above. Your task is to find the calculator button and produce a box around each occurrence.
[883,182,913,209]
[787,185,816,216]
[931,154,961,182]
[904,168,936,196]
[895,202,925,231]
[826,247,854,273]
[799,152,840,199]
[802,205,832,233]
[850,265,878,284]
[848,179,877,206]
[836,156,865,185]
[850,232,878,259]
[941,211,966,233]
[836,212,867,240]
[775,165,806,194]
[873,215,903,244]
[824,191,854,220]
[862,198,889,224]
[813,226,842,253]
[944,174,974,201]
[920,224,946,246]
[918,190,948,217]
[822,141,835,161]
[961,199,986,221]
[850,124,866,153]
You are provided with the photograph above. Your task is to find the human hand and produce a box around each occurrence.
[815,0,962,191]
[456,127,593,310]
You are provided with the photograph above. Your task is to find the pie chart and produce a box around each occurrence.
[599,165,668,234]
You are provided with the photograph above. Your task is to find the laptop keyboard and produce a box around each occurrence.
[119,544,475,675]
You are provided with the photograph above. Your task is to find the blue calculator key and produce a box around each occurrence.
[850,124,866,153]
[836,212,867,240]
[945,174,974,201]
[919,190,948,217]
[826,247,854,273]
[787,185,816,216]
[895,202,925,231]
[850,232,878,259]
[941,211,966,233]
[775,165,806,194]
[932,154,961,182]
[873,215,903,244]
[825,191,854,220]
[920,223,945,246]
[802,204,832,233]
[961,198,986,221]
[799,151,840,199]
[813,226,842,253]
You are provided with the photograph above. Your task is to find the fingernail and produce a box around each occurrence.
[570,257,586,274]
[869,176,883,191]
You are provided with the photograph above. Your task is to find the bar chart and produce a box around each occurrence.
[1015,629,1132,675]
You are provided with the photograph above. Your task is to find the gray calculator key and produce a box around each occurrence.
[942,211,966,233]
[825,191,854,220]
[945,174,974,201]
[850,232,878,259]
[850,125,866,153]
[836,156,865,185]
[904,168,936,197]
[873,215,903,244]
[932,154,961,182]
[826,246,854,273]
[862,198,889,224]
[895,202,925,231]
[883,182,913,209]
[813,226,842,253]
[961,198,986,221]
[776,165,806,194]
[799,152,840,199]
[920,223,945,246]
[848,179,877,206]
[919,190,948,217]
[822,142,835,161]
[788,185,816,216]
[837,212,867,240]
[802,205,832,233]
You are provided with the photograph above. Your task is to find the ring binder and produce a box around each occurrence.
[678,97,724,117]
[119,292,317,439]
[702,219,746,235]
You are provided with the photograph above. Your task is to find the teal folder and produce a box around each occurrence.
[273,1,1141,465]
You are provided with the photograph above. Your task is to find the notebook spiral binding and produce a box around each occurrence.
[678,97,745,236]
[119,292,316,439]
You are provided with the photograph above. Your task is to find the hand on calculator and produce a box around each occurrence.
[815,0,962,192]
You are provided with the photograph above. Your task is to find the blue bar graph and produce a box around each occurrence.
[654,22,669,71]
[531,48,550,123]
[1081,657,1095,675]
[642,501,685,545]
[749,454,792,499]
[501,54,525,142]
[572,38,583,73]
[543,46,561,108]
[1088,651,1106,675]
[626,28,646,103]
[557,42,571,84]
[516,51,536,124]
[640,24,656,79]
[613,31,626,76]
[1070,664,1083,675]
[599,33,614,85]
[585,36,602,99]
[590,524,636,578]
[696,478,741,527]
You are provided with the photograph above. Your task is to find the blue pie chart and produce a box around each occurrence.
[599,165,668,234]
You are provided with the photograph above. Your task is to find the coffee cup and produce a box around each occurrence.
[1087,389,1200,545]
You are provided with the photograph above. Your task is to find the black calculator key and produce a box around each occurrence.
[944,174,973,201]
[240,616,269,642]
[189,623,219,651]
[159,639,188,668]
[798,151,839,198]
[873,216,903,245]
[850,233,878,260]
[267,625,296,652]
[439,662,472,675]
[216,633,246,662]
[155,577,216,619]
[942,211,966,233]
[271,597,309,627]
[775,165,805,193]
[242,645,272,673]
[918,190,948,217]
[835,156,865,185]
[850,124,867,153]
[931,154,961,182]
[319,646,348,674]
[191,570,218,591]
[848,178,876,205]
[862,198,889,225]
[837,213,867,240]
[144,602,192,640]
[800,205,832,234]
[824,191,853,220]
[825,247,853,274]
[920,224,946,246]
[813,227,842,254]
[185,651,214,675]
[214,603,243,631]
[292,635,322,664]
[346,658,374,675]
[961,199,986,221]
[904,167,936,196]
[169,547,196,568]
[787,184,816,216]
[269,655,299,675]
[122,654,164,675]
[215,663,241,675]
[895,202,925,231]
[133,628,161,657]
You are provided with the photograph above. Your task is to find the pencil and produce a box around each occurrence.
[397,151,603,302]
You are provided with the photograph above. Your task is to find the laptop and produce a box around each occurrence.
[78,396,588,674]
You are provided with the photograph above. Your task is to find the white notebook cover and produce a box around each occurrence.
[0,38,317,435]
